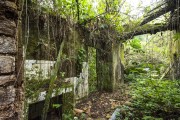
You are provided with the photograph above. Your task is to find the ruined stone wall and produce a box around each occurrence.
[172,34,180,79]
[22,3,88,78]
[96,39,124,92]
[23,3,89,118]
[112,42,124,89]
[0,0,23,119]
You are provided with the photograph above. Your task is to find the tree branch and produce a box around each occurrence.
[140,6,172,26]
[119,24,171,40]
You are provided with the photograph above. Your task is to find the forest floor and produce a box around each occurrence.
[75,84,131,120]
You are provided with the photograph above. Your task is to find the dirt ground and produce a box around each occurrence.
[75,84,131,120]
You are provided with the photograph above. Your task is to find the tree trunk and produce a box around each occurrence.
[0,0,23,119]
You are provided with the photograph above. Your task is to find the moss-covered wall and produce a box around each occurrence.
[112,42,124,90]
[96,39,124,92]
[23,2,89,118]
[22,6,88,78]
[171,31,180,79]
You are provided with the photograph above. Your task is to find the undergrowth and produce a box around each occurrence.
[120,32,180,119]
[119,79,180,119]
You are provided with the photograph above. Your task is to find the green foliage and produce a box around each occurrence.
[88,47,97,92]
[62,113,73,120]
[77,48,86,64]
[122,32,179,119]
[79,0,96,22]
[142,116,163,120]
[144,6,151,14]
[130,38,141,50]
[25,66,49,100]
[173,33,180,41]
[77,47,87,74]
[52,104,61,109]
[120,79,180,119]
[125,32,172,82]
[80,113,87,119]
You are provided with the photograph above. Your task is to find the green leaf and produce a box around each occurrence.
[52,104,61,108]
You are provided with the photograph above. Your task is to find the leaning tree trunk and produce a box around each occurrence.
[0,0,23,120]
